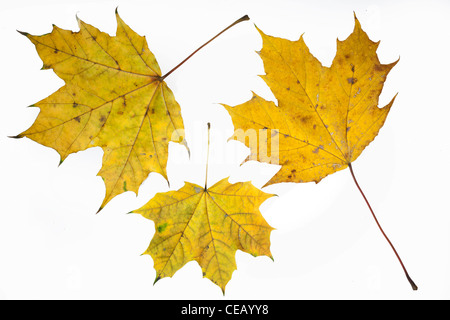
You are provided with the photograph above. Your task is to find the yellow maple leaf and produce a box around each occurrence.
[224,15,397,186]
[15,11,186,211]
[133,178,274,293]
[224,15,418,290]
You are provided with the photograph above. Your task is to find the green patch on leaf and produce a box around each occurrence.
[157,223,168,233]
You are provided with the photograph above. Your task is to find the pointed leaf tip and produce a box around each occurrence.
[254,24,264,36]
[352,12,362,30]
[8,134,23,139]
[75,14,82,27]
[17,30,29,36]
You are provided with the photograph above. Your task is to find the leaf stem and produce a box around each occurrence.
[347,162,417,290]
[204,122,211,190]
[160,15,250,81]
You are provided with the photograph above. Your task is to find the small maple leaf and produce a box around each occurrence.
[133,123,274,293]
[224,15,397,185]
[15,10,187,211]
[134,175,274,293]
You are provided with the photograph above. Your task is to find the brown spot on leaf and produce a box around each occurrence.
[347,77,357,84]
[374,64,384,71]
[74,116,81,123]
[299,115,311,124]
[312,145,324,154]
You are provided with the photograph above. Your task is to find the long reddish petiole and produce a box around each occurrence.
[160,15,250,81]
[348,162,417,290]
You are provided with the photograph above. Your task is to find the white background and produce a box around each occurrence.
[1,0,449,300]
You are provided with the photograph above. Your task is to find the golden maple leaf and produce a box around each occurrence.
[133,177,274,293]
[224,15,418,290]
[15,11,186,211]
[224,15,398,186]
